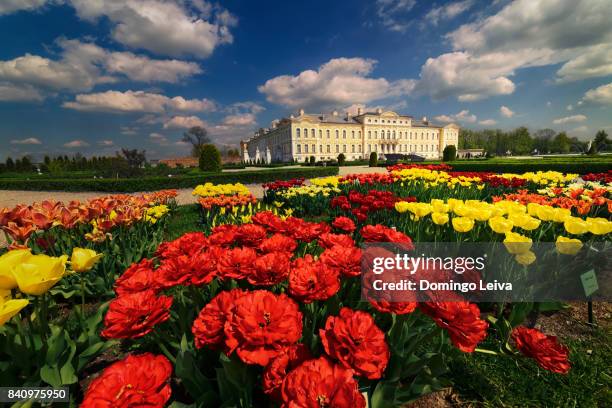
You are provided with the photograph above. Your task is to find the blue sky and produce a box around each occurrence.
[0,0,611,160]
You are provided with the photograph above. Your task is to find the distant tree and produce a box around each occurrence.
[510,127,533,155]
[533,129,555,154]
[369,152,378,167]
[337,153,346,166]
[183,126,210,157]
[199,144,222,172]
[551,132,571,153]
[21,156,32,171]
[5,157,15,171]
[593,130,609,152]
[309,156,315,165]
[442,145,457,161]
[43,155,51,166]
[120,148,146,168]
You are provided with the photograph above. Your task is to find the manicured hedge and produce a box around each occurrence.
[445,160,611,174]
[0,167,339,192]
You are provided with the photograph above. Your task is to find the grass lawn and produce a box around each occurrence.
[449,328,611,407]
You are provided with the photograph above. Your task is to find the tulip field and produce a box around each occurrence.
[0,165,610,407]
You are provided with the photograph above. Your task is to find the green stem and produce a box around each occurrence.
[474,347,499,355]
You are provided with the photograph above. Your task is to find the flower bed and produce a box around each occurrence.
[0,165,610,406]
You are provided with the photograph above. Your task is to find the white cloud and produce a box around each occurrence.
[98,140,114,146]
[425,0,473,25]
[479,119,497,126]
[434,109,476,123]
[553,114,587,125]
[375,0,417,32]
[120,126,138,135]
[226,101,265,115]
[68,0,236,58]
[163,115,206,129]
[223,113,257,126]
[0,0,47,15]
[259,57,415,108]
[555,43,612,82]
[572,126,589,134]
[566,104,573,111]
[580,82,612,105]
[149,132,169,145]
[63,90,216,113]
[500,106,514,118]
[64,140,89,148]
[415,0,612,101]
[10,137,42,145]
[0,83,44,101]
[414,51,518,101]
[0,39,202,98]
[546,101,552,107]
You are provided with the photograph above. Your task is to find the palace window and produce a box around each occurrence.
[312,144,315,152]
[368,131,371,138]
[311,129,316,137]
[305,145,308,153]
[351,130,355,138]
[297,144,301,153]
[343,130,346,138]
[336,145,339,153]
[393,131,396,139]
[296,129,300,138]
[358,145,362,152]
[335,130,339,138]
[326,130,330,138]
[319,130,323,138]
[375,131,378,138]
[351,145,355,153]
[327,145,330,153]
[343,145,347,153]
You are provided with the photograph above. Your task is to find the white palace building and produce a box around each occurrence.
[241,108,459,163]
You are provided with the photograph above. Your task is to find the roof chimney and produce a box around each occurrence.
[346,111,351,121]
[299,108,304,116]
[332,110,338,116]
[422,116,428,123]
[357,107,363,115]
[376,108,383,114]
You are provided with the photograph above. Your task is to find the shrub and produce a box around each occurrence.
[443,145,457,162]
[309,156,316,166]
[199,144,222,172]
[369,152,378,167]
[337,153,346,166]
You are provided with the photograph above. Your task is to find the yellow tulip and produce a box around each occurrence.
[535,205,556,222]
[504,232,532,254]
[586,217,612,235]
[555,236,583,255]
[508,213,541,231]
[563,217,588,235]
[70,248,103,273]
[431,199,449,213]
[394,201,411,213]
[431,212,449,225]
[0,249,31,290]
[453,204,472,217]
[515,250,536,266]
[488,216,513,234]
[551,208,571,223]
[412,203,433,218]
[12,254,67,296]
[0,298,29,326]
[452,217,475,233]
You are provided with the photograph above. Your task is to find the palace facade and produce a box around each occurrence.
[241,108,459,163]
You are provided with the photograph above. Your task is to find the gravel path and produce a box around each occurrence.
[0,166,386,247]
